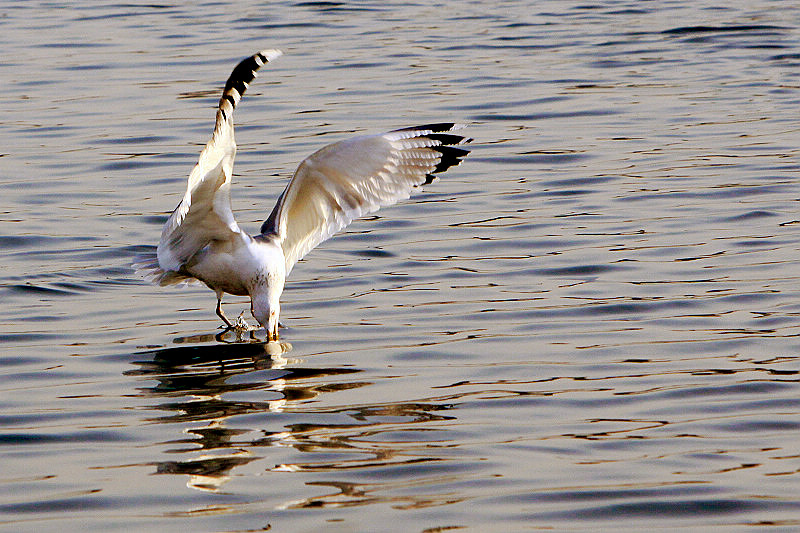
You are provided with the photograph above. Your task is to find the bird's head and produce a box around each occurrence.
[251,291,280,341]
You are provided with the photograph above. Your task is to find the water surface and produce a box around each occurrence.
[2,1,800,531]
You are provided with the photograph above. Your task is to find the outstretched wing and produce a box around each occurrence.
[260,123,471,275]
[156,49,282,272]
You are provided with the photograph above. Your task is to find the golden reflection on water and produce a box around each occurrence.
[126,337,473,501]
[129,340,298,491]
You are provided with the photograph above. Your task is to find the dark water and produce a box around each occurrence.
[2,1,800,531]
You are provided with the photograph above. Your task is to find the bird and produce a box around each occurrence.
[135,50,472,341]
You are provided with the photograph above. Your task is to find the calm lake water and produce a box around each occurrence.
[3,1,800,531]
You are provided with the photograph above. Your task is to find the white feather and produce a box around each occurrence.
[141,50,470,340]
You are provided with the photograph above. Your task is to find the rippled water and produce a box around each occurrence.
[3,1,800,531]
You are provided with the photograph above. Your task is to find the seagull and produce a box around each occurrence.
[136,50,472,341]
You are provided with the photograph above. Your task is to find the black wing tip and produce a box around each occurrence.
[419,125,472,174]
[217,49,282,119]
[392,123,473,177]
[395,123,472,146]
[432,145,471,174]
[427,133,472,146]
[395,122,462,134]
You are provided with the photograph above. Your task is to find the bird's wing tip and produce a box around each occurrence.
[258,49,283,62]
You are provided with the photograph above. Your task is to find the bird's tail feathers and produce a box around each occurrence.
[133,251,199,287]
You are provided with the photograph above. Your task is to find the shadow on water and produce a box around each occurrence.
[124,338,458,501]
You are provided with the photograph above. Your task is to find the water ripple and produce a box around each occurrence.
[3,0,800,530]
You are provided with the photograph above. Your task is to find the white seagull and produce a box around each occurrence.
[136,50,472,340]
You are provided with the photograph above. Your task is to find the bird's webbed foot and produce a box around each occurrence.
[233,311,256,332]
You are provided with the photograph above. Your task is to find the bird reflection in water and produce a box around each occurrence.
[127,339,459,508]
[127,338,359,492]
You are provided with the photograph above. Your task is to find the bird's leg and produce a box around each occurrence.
[216,297,235,329]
